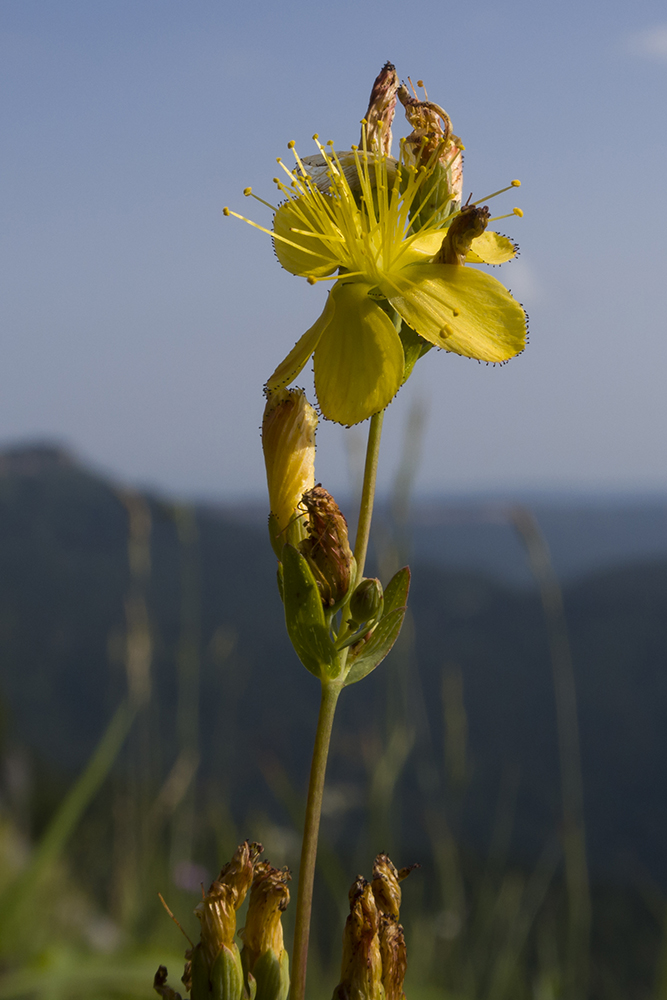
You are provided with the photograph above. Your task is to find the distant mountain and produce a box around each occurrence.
[1,444,666,890]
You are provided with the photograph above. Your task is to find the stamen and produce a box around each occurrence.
[471,182,520,205]
[244,187,278,212]
[488,210,523,222]
[224,208,329,257]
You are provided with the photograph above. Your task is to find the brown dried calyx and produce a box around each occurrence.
[363,62,400,156]
[299,486,355,608]
[437,204,490,265]
[332,855,419,1000]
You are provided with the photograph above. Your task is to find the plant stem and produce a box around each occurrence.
[291,680,342,1000]
[353,409,384,579]
[290,409,385,1000]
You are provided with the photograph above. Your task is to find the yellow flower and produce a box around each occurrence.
[225,90,526,426]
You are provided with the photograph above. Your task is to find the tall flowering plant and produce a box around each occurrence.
[156,62,526,1000]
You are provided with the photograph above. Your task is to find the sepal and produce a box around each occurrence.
[210,943,245,1000]
[252,949,290,1000]
[282,543,340,679]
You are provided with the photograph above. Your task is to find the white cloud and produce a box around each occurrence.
[627,25,667,59]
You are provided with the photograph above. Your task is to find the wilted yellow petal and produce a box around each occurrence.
[385,263,526,363]
[465,230,517,265]
[314,282,405,425]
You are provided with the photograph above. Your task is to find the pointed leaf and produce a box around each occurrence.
[282,544,339,679]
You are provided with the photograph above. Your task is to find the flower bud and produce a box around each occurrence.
[333,877,384,1000]
[240,862,291,1000]
[349,578,384,625]
[299,486,355,608]
[262,388,317,556]
[437,205,490,266]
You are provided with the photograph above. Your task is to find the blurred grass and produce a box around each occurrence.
[0,430,664,998]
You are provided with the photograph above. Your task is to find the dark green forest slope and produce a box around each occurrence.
[1,444,666,892]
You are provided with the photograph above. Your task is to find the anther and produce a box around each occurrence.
[243,187,252,196]
[312,133,319,140]
[288,140,295,149]
[417,79,424,87]
[452,309,460,317]
[276,158,282,164]
[512,180,521,187]
[223,207,230,216]
[307,276,317,285]
[513,207,524,217]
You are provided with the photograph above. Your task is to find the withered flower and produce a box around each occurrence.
[240,861,291,1000]
[438,205,491,266]
[333,877,384,1000]
[299,486,355,607]
[363,61,400,156]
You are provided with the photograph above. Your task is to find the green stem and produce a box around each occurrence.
[291,681,342,1000]
[353,409,384,579]
[290,409,385,1000]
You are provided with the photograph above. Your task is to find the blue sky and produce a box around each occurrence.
[2,0,667,499]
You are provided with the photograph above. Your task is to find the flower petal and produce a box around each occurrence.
[385,263,526,362]
[465,231,517,265]
[273,199,342,277]
[266,293,334,390]
[314,282,405,425]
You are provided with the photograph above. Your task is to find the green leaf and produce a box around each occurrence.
[344,567,410,686]
[383,566,411,614]
[282,544,339,680]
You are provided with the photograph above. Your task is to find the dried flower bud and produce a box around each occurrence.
[378,918,407,1000]
[363,62,400,156]
[333,878,384,1000]
[437,205,490,265]
[240,862,291,1000]
[189,841,262,1000]
[371,854,402,919]
[262,388,317,555]
[349,578,384,625]
[299,486,355,608]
